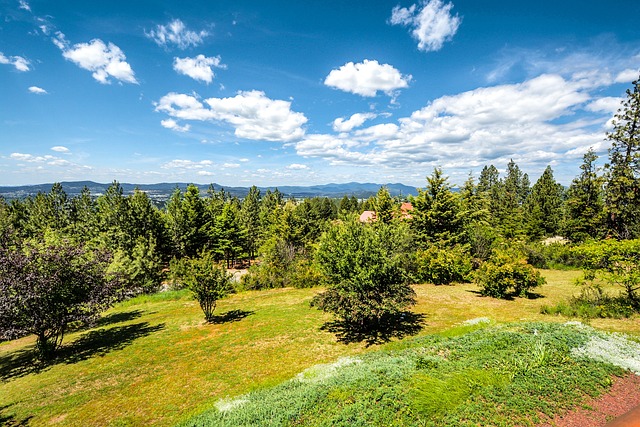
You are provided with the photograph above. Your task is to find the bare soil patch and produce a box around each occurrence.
[537,374,640,427]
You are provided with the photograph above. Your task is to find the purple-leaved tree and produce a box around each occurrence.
[0,243,121,359]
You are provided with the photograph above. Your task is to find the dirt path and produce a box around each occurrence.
[537,374,640,427]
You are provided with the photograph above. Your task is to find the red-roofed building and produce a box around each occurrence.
[359,210,377,223]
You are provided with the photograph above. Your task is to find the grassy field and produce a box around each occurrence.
[1,269,639,426]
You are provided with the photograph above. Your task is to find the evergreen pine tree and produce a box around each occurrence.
[604,76,640,239]
[564,148,605,241]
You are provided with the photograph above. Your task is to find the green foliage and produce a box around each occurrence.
[563,149,606,242]
[240,257,323,290]
[541,281,636,319]
[604,76,640,239]
[476,248,546,298]
[168,256,190,289]
[415,245,472,285]
[0,242,120,359]
[182,252,231,321]
[410,167,462,247]
[373,186,395,224]
[409,368,509,418]
[107,236,164,295]
[524,242,579,269]
[570,239,640,307]
[181,323,626,427]
[524,166,565,239]
[312,220,416,328]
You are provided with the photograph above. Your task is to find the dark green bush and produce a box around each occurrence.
[476,250,545,298]
[415,245,472,285]
[312,220,416,328]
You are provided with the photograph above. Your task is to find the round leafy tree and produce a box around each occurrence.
[183,252,231,321]
[312,221,416,329]
[0,243,120,359]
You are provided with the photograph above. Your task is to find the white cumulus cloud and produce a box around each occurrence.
[333,112,377,132]
[324,60,411,97]
[155,90,307,142]
[18,0,31,11]
[615,68,639,83]
[161,118,191,132]
[296,73,603,180]
[57,37,137,84]
[0,52,30,71]
[146,19,209,49]
[390,0,461,52]
[28,86,47,94]
[173,54,225,84]
[50,146,69,153]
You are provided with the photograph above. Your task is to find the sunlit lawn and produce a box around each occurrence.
[1,269,638,426]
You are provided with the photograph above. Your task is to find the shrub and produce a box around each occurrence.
[476,250,545,298]
[182,252,231,321]
[311,220,416,328]
[415,245,472,285]
[571,239,640,306]
[0,242,120,359]
[540,282,636,319]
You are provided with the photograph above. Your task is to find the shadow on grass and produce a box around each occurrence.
[465,289,545,300]
[96,309,145,327]
[0,405,32,426]
[208,309,254,324]
[321,311,426,347]
[0,322,165,381]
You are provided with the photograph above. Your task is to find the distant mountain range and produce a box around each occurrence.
[0,181,419,202]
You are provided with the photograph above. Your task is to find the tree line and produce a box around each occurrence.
[1,76,638,357]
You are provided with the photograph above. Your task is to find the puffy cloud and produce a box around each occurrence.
[295,74,604,176]
[160,118,191,132]
[28,86,47,94]
[57,37,137,84]
[50,146,69,153]
[173,54,225,84]
[0,52,30,71]
[586,97,623,114]
[333,112,377,132]
[9,152,72,167]
[146,19,208,49]
[615,68,639,83]
[390,0,461,52]
[18,0,31,11]
[155,90,307,142]
[222,163,240,169]
[324,60,411,97]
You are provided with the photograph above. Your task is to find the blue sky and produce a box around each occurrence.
[1,0,639,187]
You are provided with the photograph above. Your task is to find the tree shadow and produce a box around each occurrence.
[66,309,146,334]
[208,309,254,324]
[321,311,426,347]
[0,322,165,381]
[465,289,545,300]
[0,405,32,426]
[95,309,145,327]
[59,322,165,364]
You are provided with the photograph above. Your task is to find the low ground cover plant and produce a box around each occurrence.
[180,321,635,427]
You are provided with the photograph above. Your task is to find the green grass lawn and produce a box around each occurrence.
[1,270,638,426]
